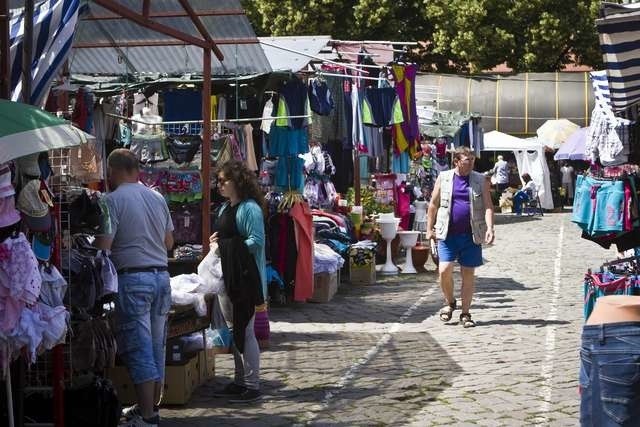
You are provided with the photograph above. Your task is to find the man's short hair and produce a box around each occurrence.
[452,146,475,162]
[107,149,139,173]
[497,155,504,161]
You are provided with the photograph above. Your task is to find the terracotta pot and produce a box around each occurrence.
[411,245,430,273]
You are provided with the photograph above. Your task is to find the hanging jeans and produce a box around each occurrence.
[579,322,640,426]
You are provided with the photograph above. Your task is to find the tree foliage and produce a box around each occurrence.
[424,0,603,72]
[241,0,604,72]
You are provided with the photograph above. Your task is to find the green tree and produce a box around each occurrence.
[424,0,603,72]
[241,0,355,39]
[242,0,603,72]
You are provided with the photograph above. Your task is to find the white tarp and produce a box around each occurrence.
[483,131,544,151]
[482,131,554,209]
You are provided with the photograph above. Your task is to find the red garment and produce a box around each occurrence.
[290,201,314,302]
[396,182,410,230]
[310,209,347,228]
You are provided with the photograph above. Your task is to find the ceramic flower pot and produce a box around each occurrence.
[411,245,430,273]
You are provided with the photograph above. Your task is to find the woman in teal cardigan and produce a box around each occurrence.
[209,159,266,404]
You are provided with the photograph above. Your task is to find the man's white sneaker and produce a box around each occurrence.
[121,404,159,421]
[118,414,159,427]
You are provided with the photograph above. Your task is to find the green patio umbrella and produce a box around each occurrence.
[0,99,93,164]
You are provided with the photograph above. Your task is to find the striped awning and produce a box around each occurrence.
[596,3,640,112]
[9,0,80,106]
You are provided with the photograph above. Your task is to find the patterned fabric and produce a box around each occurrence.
[0,233,41,332]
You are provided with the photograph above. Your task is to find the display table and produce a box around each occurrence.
[167,293,214,340]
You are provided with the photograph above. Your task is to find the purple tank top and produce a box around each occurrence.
[449,173,472,235]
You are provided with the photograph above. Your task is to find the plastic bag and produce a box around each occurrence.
[97,250,118,297]
[170,289,207,316]
[197,246,225,294]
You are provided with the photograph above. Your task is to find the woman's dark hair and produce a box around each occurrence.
[521,173,532,183]
[216,160,266,212]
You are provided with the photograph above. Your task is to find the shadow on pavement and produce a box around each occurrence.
[162,331,460,426]
[479,318,571,327]
[495,214,543,225]
[475,276,532,293]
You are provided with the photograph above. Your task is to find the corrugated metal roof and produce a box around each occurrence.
[259,36,331,72]
[69,0,271,76]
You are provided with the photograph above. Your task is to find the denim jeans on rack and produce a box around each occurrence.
[580,322,640,426]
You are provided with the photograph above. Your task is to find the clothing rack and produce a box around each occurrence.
[316,71,387,82]
[335,51,381,57]
[602,255,640,267]
[105,112,311,126]
[330,62,387,70]
[330,40,418,46]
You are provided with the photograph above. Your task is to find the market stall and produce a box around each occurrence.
[482,130,554,210]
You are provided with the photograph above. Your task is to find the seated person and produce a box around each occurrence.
[513,173,537,215]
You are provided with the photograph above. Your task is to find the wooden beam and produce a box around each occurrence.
[83,9,246,20]
[91,0,209,49]
[177,0,223,60]
[142,0,150,18]
[201,47,212,255]
[73,38,258,49]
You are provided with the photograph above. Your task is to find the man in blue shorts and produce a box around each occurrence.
[96,149,174,427]
[426,147,495,327]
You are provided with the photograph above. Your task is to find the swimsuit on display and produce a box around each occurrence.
[130,134,168,164]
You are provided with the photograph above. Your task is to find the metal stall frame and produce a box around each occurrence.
[86,0,227,256]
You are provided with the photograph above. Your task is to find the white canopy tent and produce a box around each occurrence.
[482,131,554,210]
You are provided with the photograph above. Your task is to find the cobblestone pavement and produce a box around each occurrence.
[160,212,614,426]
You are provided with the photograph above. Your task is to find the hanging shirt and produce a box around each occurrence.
[261,98,275,133]
[362,87,404,127]
[561,165,574,184]
[308,79,334,116]
[276,77,312,129]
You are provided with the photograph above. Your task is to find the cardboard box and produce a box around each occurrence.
[349,246,376,285]
[162,355,199,405]
[107,355,200,406]
[197,348,216,384]
[309,271,338,303]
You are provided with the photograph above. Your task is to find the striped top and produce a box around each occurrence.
[596,3,640,112]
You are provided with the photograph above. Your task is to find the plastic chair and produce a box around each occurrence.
[524,189,544,216]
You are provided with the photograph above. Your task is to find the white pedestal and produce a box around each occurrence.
[398,231,420,274]
[377,218,400,275]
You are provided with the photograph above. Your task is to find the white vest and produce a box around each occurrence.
[435,170,488,245]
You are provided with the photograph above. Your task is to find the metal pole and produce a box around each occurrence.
[201,48,212,255]
[5,364,14,427]
[0,0,9,99]
[22,0,34,103]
